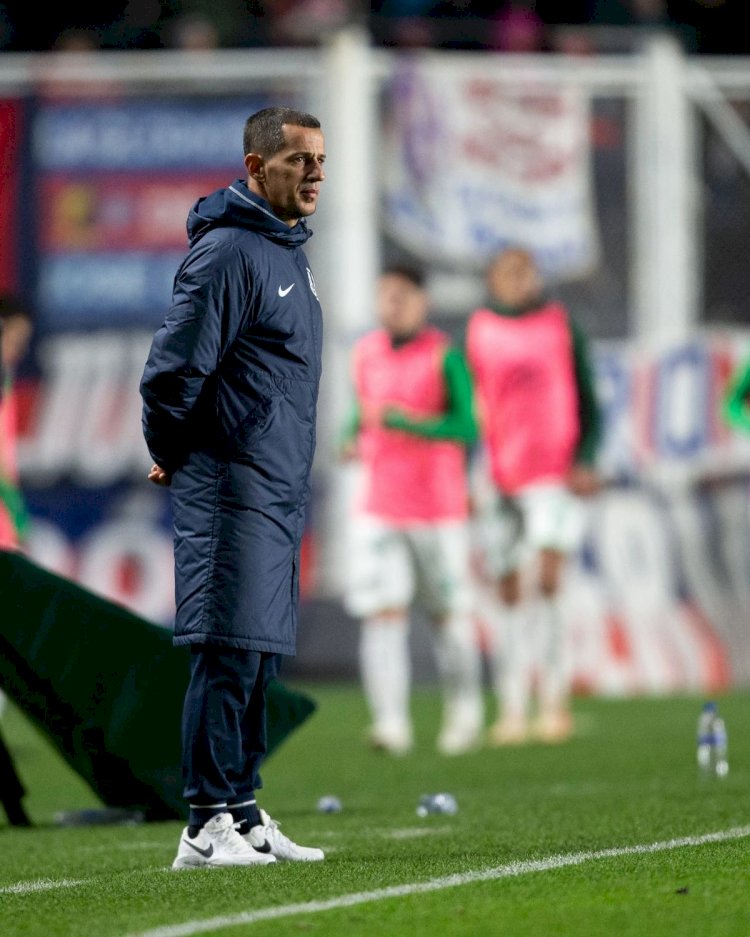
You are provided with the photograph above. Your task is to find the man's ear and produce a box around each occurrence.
[244,152,265,182]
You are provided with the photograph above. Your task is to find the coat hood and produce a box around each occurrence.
[186,179,313,249]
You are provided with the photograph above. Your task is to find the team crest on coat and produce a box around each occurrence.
[306,267,319,300]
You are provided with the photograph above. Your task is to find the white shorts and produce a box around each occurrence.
[476,482,588,579]
[344,515,475,620]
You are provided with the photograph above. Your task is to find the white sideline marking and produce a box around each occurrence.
[386,826,450,840]
[125,825,750,937]
[117,843,170,852]
[0,878,84,895]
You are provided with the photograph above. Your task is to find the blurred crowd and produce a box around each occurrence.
[0,0,747,55]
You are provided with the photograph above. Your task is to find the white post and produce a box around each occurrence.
[632,36,698,344]
[313,27,381,596]
[319,25,380,339]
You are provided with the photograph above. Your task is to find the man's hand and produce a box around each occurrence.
[147,463,171,487]
[360,400,386,428]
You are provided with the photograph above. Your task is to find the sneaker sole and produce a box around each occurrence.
[172,855,277,869]
[272,851,325,862]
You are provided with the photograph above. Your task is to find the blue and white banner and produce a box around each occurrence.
[382,56,599,279]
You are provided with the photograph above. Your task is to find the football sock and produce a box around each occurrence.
[536,594,568,714]
[229,797,262,833]
[188,802,227,834]
[435,612,483,727]
[493,600,533,722]
[359,612,411,730]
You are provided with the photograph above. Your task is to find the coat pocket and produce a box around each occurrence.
[229,391,280,456]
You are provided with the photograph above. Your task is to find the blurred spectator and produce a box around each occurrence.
[488,0,547,53]
[372,0,545,51]
[164,12,220,50]
[265,0,355,46]
[37,26,124,99]
[168,1,272,49]
[385,17,436,47]
[0,294,33,553]
[550,25,597,55]
[368,0,750,53]
[51,27,103,51]
[0,0,747,52]
[100,0,164,49]
[370,0,437,46]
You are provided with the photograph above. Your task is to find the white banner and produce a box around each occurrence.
[382,56,600,279]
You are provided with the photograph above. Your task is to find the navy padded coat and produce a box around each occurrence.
[140,180,323,653]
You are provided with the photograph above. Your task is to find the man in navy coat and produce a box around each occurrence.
[140,106,326,868]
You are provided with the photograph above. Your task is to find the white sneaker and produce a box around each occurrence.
[172,812,277,869]
[437,722,482,756]
[532,710,574,744]
[368,721,413,755]
[246,809,325,862]
[487,715,529,747]
[437,702,483,755]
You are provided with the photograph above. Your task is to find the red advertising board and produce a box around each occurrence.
[38,173,230,251]
[0,99,21,290]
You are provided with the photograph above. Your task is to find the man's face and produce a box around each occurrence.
[377,273,428,340]
[486,249,542,308]
[247,125,326,226]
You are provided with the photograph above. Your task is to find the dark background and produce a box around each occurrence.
[0,1,748,53]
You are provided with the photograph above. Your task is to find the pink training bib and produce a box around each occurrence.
[0,386,21,549]
[466,303,579,493]
[353,326,469,523]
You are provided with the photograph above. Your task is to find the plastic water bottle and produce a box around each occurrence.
[713,715,729,778]
[316,795,342,814]
[696,701,716,775]
[696,701,728,779]
[416,793,458,817]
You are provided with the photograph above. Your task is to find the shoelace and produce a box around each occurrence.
[264,820,286,844]
[261,817,298,852]
[217,821,254,854]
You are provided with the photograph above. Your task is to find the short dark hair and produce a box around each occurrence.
[243,107,321,158]
[380,263,426,289]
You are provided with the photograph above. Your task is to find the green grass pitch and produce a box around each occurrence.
[1,683,748,937]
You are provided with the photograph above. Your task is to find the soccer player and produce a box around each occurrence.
[466,246,602,745]
[0,294,33,551]
[722,352,750,509]
[722,353,750,436]
[141,107,326,868]
[340,263,484,756]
